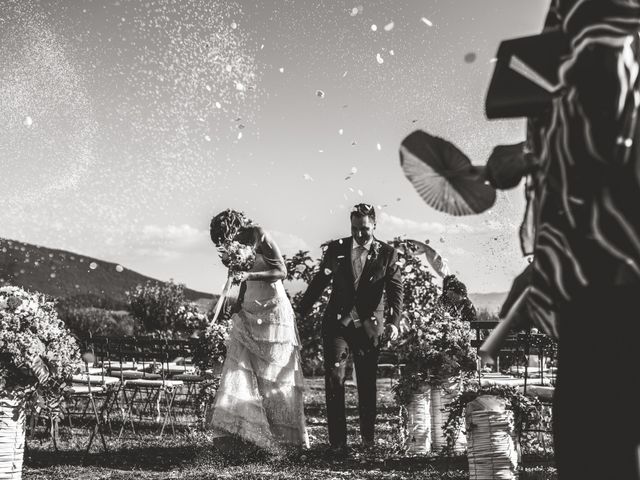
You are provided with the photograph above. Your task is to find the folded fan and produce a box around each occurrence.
[400,130,496,216]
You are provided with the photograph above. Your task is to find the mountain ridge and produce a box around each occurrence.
[0,237,215,309]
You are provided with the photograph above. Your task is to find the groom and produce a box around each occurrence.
[298,203,403,455]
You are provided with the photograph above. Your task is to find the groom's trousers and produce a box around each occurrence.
[323,322,379,447]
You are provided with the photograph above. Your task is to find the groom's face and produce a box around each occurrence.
[351,215,375,246]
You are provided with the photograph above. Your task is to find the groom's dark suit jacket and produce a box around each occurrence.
[298,237,403,343]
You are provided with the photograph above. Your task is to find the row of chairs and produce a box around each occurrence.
[59,336,209,452]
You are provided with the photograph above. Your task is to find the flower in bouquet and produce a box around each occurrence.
[217,240,256,285]
[0,286,81,411]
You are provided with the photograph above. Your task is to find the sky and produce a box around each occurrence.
[0,0,551,295]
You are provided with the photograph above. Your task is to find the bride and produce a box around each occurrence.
[206,209,309,451]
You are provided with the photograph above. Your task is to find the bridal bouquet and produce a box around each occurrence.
[0,286,80,412]
[210,241,256,324]
[218,240,256,285]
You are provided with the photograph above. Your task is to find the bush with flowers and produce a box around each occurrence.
[0,286,80,413]
[284,250,327,377]
[192,302,233,428]
[391,240,477,406]
[442,384,542,454]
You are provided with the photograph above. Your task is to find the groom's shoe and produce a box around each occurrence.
[361,438,379,457]
[325,444,350,460]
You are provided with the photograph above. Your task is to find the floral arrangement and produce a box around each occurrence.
[173,303,208,336]
[194,376,221,429]
[442,384,542,454]
[0,286,80,411]
[217,240,256,285]
[193,314,233,370]
[192,313,232,429]
[393,302,477,406]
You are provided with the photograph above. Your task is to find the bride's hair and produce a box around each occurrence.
[210,209,253,246]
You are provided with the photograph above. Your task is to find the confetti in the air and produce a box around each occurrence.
[235,82,245,91]
[303,173,314,181]
[315,89,325,98]
[384,22,394,31]
[350,7,359,16]
[376,53,384,64]
[358,189,363,196]
[89,262,98,270]
[464,52,477,63]
[377,143,382,151]
[204,135,211,142]
[23,116,33,127]
[421,17,433,27]
[237,132,242,139]
[371,24,377,32]
[351,167,357,174]
[339,128,344,135]
[279,67,284,73]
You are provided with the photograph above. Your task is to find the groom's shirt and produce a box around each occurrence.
[341,237,373,328]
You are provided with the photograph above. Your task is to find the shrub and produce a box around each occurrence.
[0,286,80,413]
[391,239,476,402]
[284,251,325,377]
[61,307,135,337]
[127,280,207,337]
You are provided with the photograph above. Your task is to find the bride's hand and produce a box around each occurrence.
[231,271,250,283]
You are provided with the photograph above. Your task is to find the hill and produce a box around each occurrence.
[468,291,508,314]
[0,237,215,310]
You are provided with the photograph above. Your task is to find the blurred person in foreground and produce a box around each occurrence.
[485,2,640,477]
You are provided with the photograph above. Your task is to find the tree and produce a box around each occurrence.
[127,279,206,336]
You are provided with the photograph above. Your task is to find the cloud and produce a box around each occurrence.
[98,223,211,259]
[102,224,309,260]
[270,231,310,255]
[139,224,205,247]
[377,212,476,236]
[444,246,468,256]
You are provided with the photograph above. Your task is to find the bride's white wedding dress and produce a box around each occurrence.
[206,253,309,450]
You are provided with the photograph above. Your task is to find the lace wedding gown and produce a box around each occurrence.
[206,253,309,450]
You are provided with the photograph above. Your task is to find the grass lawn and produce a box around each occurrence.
[23,377,557,479]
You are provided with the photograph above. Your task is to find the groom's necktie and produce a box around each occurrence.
[353,245,366,288]
[342,244,367,328]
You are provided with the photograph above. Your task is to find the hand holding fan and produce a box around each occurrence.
[399,130,496,215]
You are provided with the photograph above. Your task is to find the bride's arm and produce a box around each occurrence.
[245,227,287,282]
